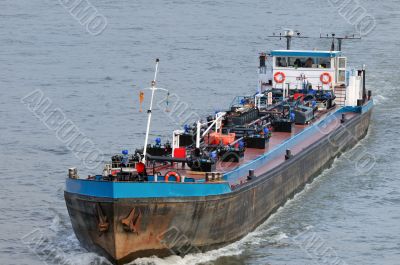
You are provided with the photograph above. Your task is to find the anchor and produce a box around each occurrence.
[121,208,142,234]
[96,204,109,235]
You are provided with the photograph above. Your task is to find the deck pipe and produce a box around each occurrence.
[146,154,187,163]
[229,137,244,146]
[248,114,271,126]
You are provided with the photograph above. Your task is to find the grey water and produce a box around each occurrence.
[1,0,400,264]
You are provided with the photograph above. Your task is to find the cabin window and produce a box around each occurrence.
[338,57,346,68]
[337,70,346,83]
[318,58,331,68]
[275,57,288,67]
[288,57,306,68]
[276,56,332,69]
[337,57,347,83]
[286,57,316,68]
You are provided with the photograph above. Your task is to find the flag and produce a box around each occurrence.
[139,91,144,112]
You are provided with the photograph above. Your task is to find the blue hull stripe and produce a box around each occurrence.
[66,178,232,199]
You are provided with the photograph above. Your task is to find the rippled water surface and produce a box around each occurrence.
[1,0,400,264]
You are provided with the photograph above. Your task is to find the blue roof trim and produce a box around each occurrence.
[271,50,342,58]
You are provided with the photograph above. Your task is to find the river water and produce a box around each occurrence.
[1,0,399,264]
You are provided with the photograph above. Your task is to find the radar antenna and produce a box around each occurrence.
[268,29,309,50]
[320,33,361,51]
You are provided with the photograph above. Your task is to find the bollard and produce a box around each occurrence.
[247,169,255,180]
[341,114,346,124]
[285,149,293,160]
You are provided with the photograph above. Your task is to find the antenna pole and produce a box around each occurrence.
[142,59,160,163]
[268,30,308,50]
[320,33,361,51]
[286,36,291,50]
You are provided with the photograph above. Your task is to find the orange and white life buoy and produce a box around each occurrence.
[320,72,332,85]
[164,171,181,182]
[274,72,286,83]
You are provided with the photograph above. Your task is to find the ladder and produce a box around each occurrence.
[334,85,347,106]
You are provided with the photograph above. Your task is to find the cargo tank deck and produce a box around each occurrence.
[149,106,356,184]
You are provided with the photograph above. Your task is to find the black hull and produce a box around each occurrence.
[65,106,372,264]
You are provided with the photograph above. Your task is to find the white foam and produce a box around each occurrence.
[271,232,288,241]
[372,94,387,105]
[68,252,113,265]
[130,238,243,265]
[49,214,61,232]
[129,220,290,265]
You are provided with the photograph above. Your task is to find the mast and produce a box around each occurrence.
[320,33,361,51]
[268,29,308,50]
[286,31,292,50]
[142,59,168,163]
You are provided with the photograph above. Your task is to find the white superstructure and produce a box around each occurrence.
[258,49,365,107]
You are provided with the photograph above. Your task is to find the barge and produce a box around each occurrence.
[64,31,373,264]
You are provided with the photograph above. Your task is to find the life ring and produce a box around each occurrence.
[164,171,181,182]
[274,72,286,83]
[135,162,145,174]
[320,72,332,85]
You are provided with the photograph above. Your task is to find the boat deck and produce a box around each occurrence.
[147,106,357,184]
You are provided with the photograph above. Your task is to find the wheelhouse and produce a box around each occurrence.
[270,50,347,88]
